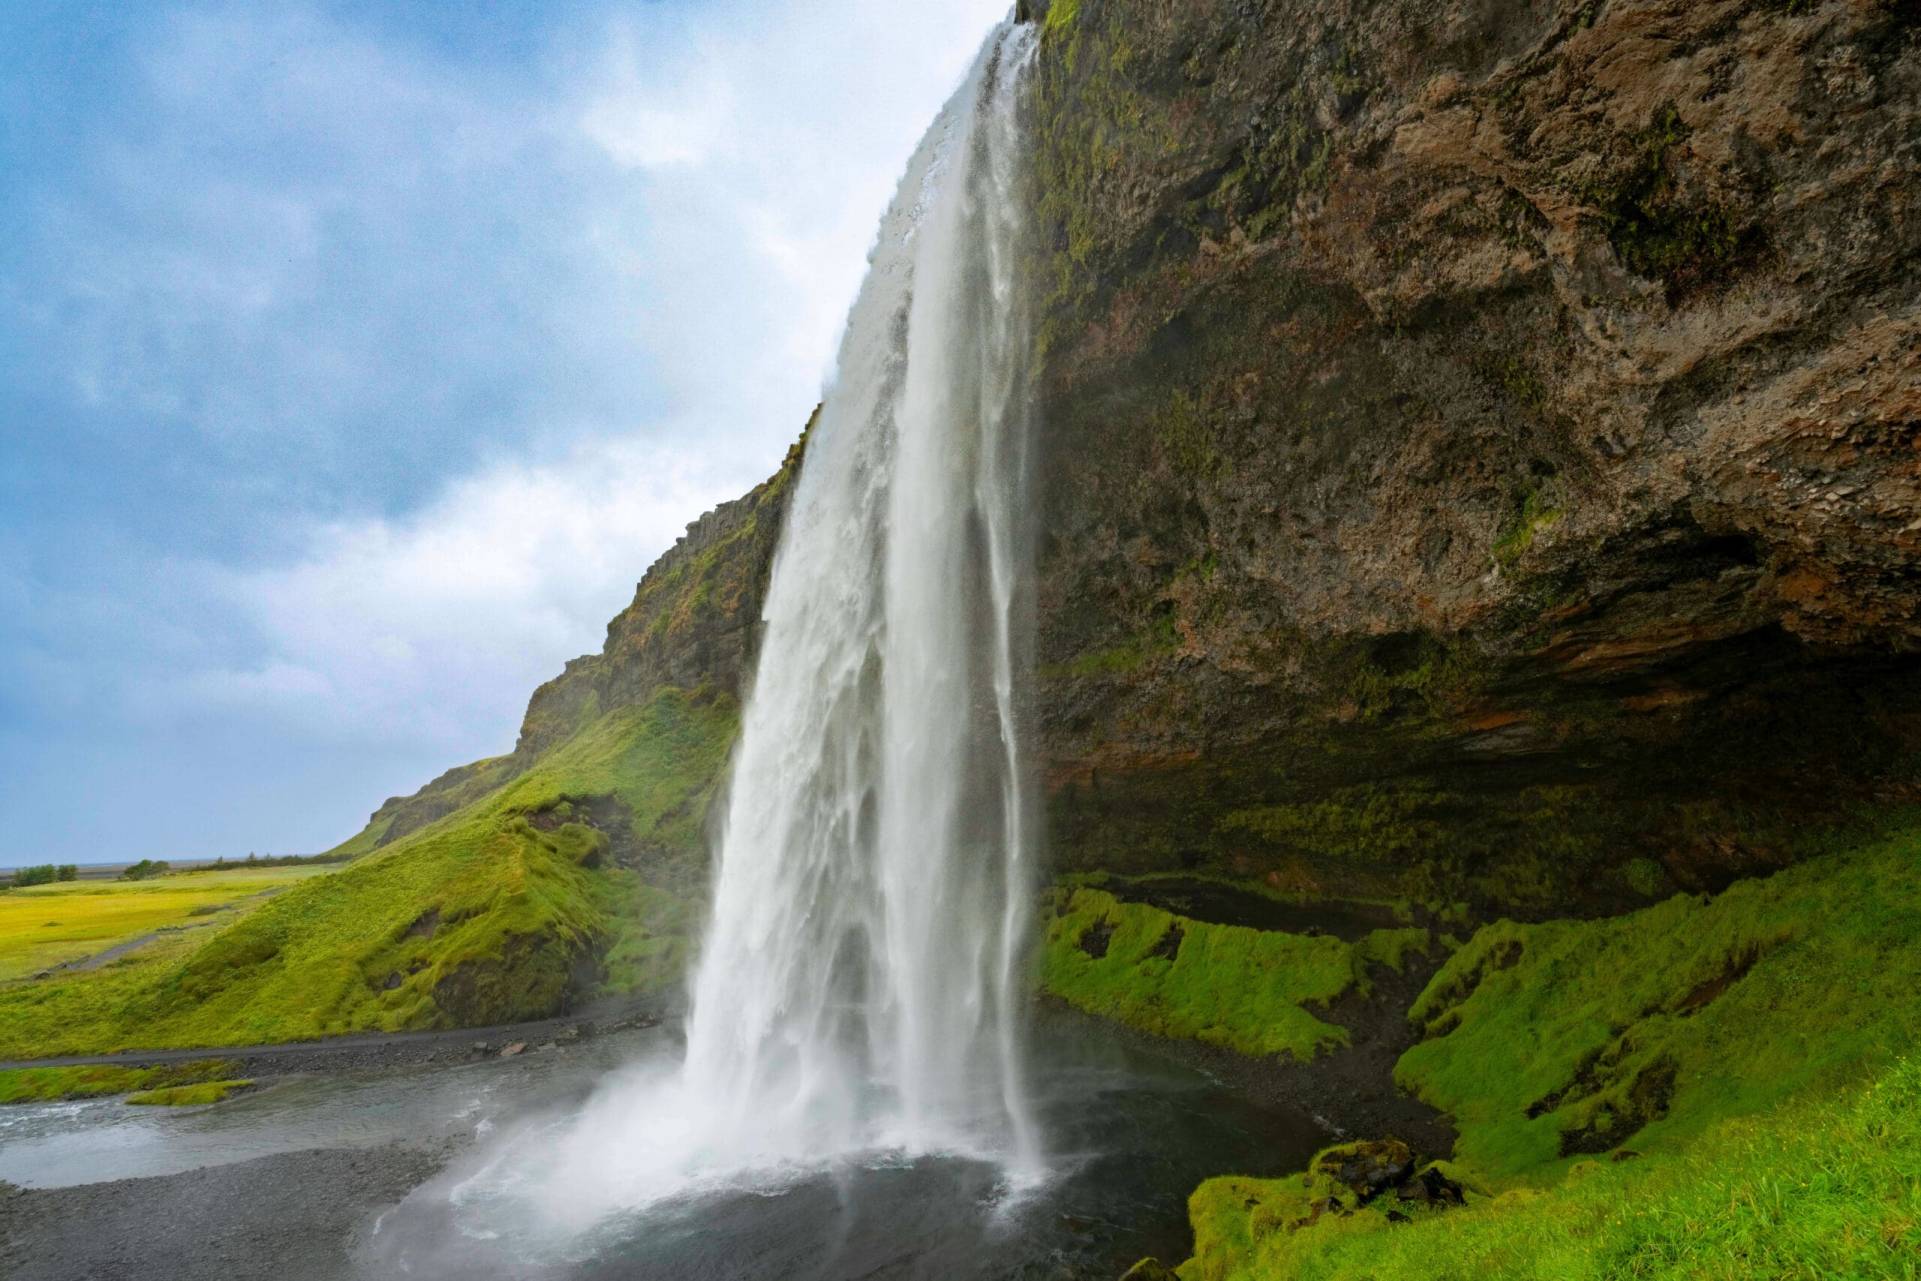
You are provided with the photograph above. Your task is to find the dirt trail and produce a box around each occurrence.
[0,997,672,1076]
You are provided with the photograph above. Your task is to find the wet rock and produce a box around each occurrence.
[1396,1166,1466,1207]
[1316,1139,1414,1204]
[498,1042,526,1059]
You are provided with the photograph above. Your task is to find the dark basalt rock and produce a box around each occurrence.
[1396,1166,1467,1207]
[1078,918,1116,959]
[1025,0,1921,914]
[1316,1139,1414,1204]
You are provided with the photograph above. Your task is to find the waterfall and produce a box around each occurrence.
[351,26,1049,1260]
[499,24,1046,1223]
[678,17,1042,1173]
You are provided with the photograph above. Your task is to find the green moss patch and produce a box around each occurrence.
[1040,887,1430,1061]
[1174,814,1921,1280]
[1492,486,1562,568]
[1180,1057,1921,1281]
[125,1079,253,1107]
[1398,817,1921,1184]
[1581,104,1762,300]
[1183,1140,1474,1281]
[0,1059,243,1105]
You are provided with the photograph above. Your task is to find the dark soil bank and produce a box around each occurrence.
[1102,879,1406,941]
[0,1143,454,1281]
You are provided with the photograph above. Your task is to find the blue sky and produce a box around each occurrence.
[0,0,1008,863]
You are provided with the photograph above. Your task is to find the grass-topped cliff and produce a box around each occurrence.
[0,688,734,1058]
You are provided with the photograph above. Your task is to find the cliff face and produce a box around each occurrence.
[346,426,808,854]
[1024,0,1921,913]
[350,0,1919,925]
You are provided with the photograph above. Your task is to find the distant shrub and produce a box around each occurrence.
[190,849,351,874]
[56,865,78,882]
[120,859,172,881]
[13,865,58,887]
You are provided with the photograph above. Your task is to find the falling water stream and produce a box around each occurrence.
[679,16,1042,1176]
[375,21,1052,1247]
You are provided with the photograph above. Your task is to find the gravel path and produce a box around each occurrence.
[0,998,672,1076]
[0,1141,457,1281]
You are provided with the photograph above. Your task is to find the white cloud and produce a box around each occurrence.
[178,0,1011,760]
[151,436,741,752]
[4,0,1015,857]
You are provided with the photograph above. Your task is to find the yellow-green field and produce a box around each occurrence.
[0,867,333,983]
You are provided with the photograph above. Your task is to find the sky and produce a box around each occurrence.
[0,0,1010,864]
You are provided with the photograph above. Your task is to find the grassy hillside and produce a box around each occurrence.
[1161,812,1921,1280]
[0,687,736,1059]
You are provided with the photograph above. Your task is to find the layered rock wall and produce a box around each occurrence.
[1024,0,1921,912]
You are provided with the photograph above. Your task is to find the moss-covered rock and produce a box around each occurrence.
[1171,810,1921,1280]
[1181,1059,1921,1281]
[124,1079,253,1107]
[1040,886,1429,1061]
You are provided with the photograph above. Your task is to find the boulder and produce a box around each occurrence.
[1316,1139,1414,1204]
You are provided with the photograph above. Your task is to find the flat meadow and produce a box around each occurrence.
[0,866,332,984]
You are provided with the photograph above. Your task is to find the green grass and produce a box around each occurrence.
[1178,1057,1921,1281]
[0,1059,243,1105]
[0,867,329,983]
[1040,887,1431,1061]
[0,687,736,1059]
[125,1079,252,1106]
[1165,814,1921,1280]
[1043,0,1080,36]
[1398,818,1921,1184]
[596,874,695,997]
